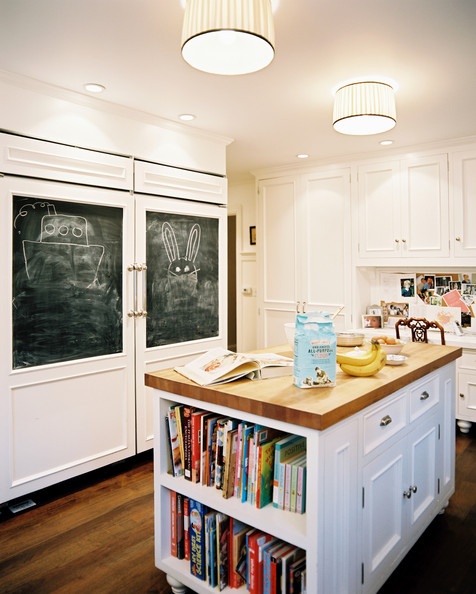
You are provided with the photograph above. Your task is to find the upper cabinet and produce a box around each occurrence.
[356,154,450,264]
[451,149,476,259]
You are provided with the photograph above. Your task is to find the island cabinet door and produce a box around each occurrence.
[361,413,440,594]
[361,439,406,594]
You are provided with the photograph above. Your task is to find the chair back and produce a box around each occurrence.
[395,317,446,345]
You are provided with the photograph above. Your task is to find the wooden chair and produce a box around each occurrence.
[395,317,446,345]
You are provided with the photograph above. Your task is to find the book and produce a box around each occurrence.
[201,413,220,486]
[272,435,306,509]
[228,517,249,589]
[215,418,238,490]
[281,547,305,594]
[170,490,177,557]
[183,496,190,561]
[263,539,284,594]
[240,423,255,503]
[284,452,306,512]
[258,537,279,594]
[216,512,230,591]
[269,542,295,594]
[256,435,283,509]
[189,498,208,581]
[288,555,306,594]
[248,531,274,594]
[176,492,185,559]
[222,428,239,499]
[182,405,196,481]
[174,347,293,386]
[296,462,307,514]
[191,409,207,483]
[205,511,217,587]
[167,405,183,477]
[174,404,185,475]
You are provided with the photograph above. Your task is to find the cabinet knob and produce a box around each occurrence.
[403,485,417,499]
[456,236,461,242]
[380,415,392,427]
[394,239,399,243]
[459,393,465,399]
[420,390,430,401]
[401,238,407,243]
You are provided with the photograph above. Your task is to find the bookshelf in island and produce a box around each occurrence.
[145,342,461,594]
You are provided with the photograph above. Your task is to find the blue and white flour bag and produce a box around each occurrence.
[293,312,336,388]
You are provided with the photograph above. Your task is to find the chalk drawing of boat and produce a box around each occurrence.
[22,210,105,287]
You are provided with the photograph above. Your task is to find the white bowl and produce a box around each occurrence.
[284,322,295,347]
[386,354,408,366]
[379,341,404,355]
[336,332,364,347]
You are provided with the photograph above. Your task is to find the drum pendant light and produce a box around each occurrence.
[181,0,275,75]
[333,81,397,135]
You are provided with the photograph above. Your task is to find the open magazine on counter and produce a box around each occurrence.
[174,347,294,386]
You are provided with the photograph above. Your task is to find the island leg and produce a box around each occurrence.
[166,574,188,594]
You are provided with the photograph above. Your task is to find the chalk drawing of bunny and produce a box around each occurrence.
[161,221,201,307]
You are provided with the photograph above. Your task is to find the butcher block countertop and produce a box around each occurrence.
[145,342,462,431]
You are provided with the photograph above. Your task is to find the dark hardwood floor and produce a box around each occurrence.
[0,425,475,594]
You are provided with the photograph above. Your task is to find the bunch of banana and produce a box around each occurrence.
[337,340,387,377]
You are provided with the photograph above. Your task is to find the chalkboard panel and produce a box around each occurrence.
[146,211,219,347]
[13,196,123,369]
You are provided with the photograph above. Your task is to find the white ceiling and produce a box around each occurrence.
[1,0,475,183]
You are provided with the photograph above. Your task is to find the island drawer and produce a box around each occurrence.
[409,374,439,423]
[362,392,407,456]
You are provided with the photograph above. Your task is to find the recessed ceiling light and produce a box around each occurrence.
[380,140,393,146]
[179,113,196,121]
[296,153,309,159]
[84,83,105,93]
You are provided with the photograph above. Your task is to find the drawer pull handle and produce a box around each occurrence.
[420,391,430,401]
[380,415,392,427]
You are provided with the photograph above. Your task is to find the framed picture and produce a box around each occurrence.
[367,305,382,316]
[400,276,415,298]
[362,314,383,329]
[386,302,409,318]
[249,225,256,245]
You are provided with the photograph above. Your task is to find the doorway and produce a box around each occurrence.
[227,215,237,351]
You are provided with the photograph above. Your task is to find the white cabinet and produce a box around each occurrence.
[451,149,476,258]
[456,349,476,433]
[257,168,351,347]
[361,369,453,594]
[149,359,456,594]
[356,154,449,263]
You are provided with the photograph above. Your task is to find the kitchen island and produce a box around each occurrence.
[146,342,461,594]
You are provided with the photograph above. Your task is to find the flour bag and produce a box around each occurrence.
[293,312,336,388]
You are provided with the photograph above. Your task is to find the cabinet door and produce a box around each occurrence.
[357,161,401,259]
[452,149,476,257]
[301,169,351,331]
[257,177,300,347]
[457,371,476,422]
[1,175,136,503]
[400,154,449,258]
[362,441,405,593]
[406,417,439,535]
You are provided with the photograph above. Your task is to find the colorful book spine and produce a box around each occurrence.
[176,492,185,559]
[182,405,195,481]
[170,490,177,557]
[205,511,217,587]
[248,531,274,594]
[189,498,207,580]
[216,512,230,591]
[240,424,255,502]
[256,436,282,509]
[284,453,306,512]
[273,435,306,509]
[222,428,238,499]
[183,496,190,560]
[228,517,249,589]
[296,462,307,514]
[191,410,206,483]
[167,405,183,477]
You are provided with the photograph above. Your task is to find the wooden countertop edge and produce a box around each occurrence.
[145,344,462,431]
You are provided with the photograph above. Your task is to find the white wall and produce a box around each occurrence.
[228,180,258,352]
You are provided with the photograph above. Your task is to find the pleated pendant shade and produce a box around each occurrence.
[333,81,397,135]
[181,0,275,75]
